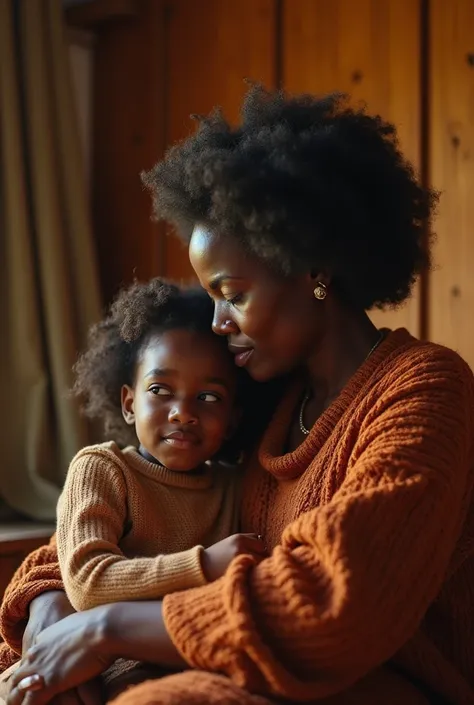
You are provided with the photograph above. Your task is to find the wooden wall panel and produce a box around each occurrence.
[163,0,277,281]
[429,0,474,369]
[282,0,422,335]
[93,0,166,304]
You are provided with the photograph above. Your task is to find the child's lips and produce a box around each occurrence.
[163,430,199,449]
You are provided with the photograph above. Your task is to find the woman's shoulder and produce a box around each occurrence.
[375,329,474,403]
[387,329,473,378]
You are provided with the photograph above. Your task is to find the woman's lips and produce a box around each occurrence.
[228,345,254,368]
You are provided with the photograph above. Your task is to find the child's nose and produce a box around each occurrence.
[168,401,198,425]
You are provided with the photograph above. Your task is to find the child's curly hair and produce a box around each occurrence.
[142,85,438,310]
[73,278,281,456]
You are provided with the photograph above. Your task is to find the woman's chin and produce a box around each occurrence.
[247,356,285,383]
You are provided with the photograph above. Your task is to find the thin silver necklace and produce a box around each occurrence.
[298,330,385,436]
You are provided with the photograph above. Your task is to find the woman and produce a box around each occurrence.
[3,86,474,705]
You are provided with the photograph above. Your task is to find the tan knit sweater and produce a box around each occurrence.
[56,443,240,611]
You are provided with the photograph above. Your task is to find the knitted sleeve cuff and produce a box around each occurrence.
[163,575,232,668]
[162,554,265,692]
[0,642,19,672]
[0,566,63,655]
[157,545,209,594]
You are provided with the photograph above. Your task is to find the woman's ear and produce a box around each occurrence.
[121,385,136,426]
[308,269,331,287]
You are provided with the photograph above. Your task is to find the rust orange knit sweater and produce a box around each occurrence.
[2,329,474,705]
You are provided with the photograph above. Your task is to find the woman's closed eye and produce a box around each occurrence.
[225,293,244,306]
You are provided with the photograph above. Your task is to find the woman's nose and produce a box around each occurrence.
[212,304,238,336]
[168,401,198,425]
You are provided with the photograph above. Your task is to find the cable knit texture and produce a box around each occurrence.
[2,330,474,705]
[56,443,240,611]
[162,329,474,704]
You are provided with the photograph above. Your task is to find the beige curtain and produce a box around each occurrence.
[0,0,102,519]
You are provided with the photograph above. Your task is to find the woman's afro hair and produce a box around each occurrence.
[142,84,438,310]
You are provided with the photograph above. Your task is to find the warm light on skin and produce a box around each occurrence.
[121,328,238,472]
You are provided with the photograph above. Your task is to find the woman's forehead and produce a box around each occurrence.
[188,224,215,264]
[188,225,288,294]
[189,225,247,276]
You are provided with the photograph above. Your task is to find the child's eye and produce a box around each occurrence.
[149,385,171,396]
[198,392,220,403]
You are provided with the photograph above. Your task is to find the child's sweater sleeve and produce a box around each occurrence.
[57,447,208,611]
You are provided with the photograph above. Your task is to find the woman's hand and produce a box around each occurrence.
[7,608,113,705]
[22,591,75,654]
[16,591,102,705]
[50,681,102,705]
[7,600,186,705]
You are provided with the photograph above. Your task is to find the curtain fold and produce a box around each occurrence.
[0,0,102,519]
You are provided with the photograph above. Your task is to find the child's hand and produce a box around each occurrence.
[201,533,267,582]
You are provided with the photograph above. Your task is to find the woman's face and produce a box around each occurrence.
[189,225,325,381]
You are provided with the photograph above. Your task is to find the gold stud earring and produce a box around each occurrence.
[313,282,327,300]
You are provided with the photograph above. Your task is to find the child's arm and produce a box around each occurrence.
[57,447,208,612]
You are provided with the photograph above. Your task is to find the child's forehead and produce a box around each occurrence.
[144,327,224,353]
[139,328,236,378]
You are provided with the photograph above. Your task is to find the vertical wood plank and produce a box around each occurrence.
[282,0,422,335]
[163,0,277,281]
[93,0,166,303]
[429,0,474,369]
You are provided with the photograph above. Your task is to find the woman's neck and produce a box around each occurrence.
[305,308,380,406]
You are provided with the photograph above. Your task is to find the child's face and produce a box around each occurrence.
[121,329,238,471]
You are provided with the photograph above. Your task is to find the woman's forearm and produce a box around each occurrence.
[22,590,74,654]
[100,601,187,669]
[28,590,71,622]
[0,540,62,653]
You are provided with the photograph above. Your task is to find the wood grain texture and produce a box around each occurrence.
[163,0,277,282]
[93,0,165,303]
[65,0,139,28]
[429,0,474,368]
[282,0,422,335]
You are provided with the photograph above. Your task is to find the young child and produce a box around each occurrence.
[56,278,266,618]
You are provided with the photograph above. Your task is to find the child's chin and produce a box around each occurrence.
[168,464,197,473]
[161,455,205,473]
